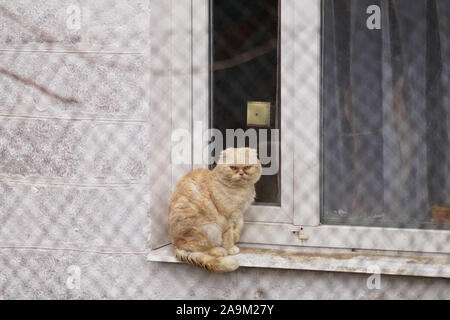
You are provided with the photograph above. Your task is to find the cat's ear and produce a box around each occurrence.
[217,149,227,165]
[257,158,262,168]
[218,148,234,165]
[245,148,258,165]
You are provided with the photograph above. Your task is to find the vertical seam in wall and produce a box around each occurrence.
[190,0,194,169]
[170,0,174,187]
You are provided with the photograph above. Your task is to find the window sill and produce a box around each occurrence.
[148,244,450,278]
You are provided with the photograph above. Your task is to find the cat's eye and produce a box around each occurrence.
[229,166,237,171]
[244,166,252,171]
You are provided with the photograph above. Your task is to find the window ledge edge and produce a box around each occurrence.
[147,244,450,278]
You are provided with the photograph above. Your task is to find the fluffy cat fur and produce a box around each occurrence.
[168,148,262,273]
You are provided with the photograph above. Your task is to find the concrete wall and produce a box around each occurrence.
[0,0,448,300]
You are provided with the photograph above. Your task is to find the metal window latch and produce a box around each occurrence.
[298,233,309,241]
[293,230,309,241]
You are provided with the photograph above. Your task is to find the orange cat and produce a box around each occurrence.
[168,148,262,273]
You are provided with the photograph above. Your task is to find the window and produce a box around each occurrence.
[149,0,450,269]
[322,0,450,231]
[207,0,294,224]
[210,0,281,206]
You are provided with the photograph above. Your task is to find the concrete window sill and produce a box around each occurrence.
[148,244,450,278]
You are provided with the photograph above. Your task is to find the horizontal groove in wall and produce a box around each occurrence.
[0,244,148,255]
[0,48,147,55]
[0,113,149,124]
[0,176,150,188]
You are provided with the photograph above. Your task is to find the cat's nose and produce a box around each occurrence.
[239,172,244,176]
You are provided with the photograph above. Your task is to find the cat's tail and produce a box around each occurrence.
[174,248,239,273]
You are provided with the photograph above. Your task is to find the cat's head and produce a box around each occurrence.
[214,148,262,186]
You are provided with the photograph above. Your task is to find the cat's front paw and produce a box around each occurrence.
[227,246,240,255]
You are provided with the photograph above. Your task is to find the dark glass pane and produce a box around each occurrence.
[322,0,450,229]
[210,0,281,205]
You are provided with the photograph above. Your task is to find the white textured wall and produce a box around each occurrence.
[0,0,448,300]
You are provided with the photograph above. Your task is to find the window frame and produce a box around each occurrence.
[148,0,450,277]
[148,0,449,255]
[191,0,450,255]
[194,0,295,224]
